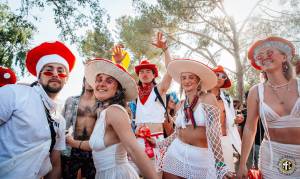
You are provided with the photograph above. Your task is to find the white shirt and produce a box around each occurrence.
[136,88,165,124]
[0,84,65,178]
[220,90,241,153]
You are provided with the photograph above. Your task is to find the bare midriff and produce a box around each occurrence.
[178,126,208,148]
[267,127,300,144]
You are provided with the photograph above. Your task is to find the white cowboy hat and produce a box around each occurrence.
[167,58,217,91]
[85,58,137,101]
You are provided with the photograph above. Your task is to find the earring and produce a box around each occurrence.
[282,61,289,73]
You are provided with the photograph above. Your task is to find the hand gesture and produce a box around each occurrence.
[234,114,244,124]
[223,171,236,179]
[112,44,127,64]
[236,164,248,179]
[152,32,168,50]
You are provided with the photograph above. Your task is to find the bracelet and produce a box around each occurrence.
[215,161,226,168]
[78,141,83,150]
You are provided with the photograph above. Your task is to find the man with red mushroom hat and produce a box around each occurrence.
[0,66,17,87]
[0,41,75,179]
[210,65,243,172]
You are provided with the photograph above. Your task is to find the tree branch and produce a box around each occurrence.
[238,0,264,35]
[178,27,234,55]
[166,34,217,66]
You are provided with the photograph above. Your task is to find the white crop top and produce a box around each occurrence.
[175,103,206,128]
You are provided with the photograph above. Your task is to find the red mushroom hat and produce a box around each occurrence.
[0,66,17,87]
[26,41,76,76]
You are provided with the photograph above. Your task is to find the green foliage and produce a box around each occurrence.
[117,0,300,100]
[80,27,114,59]
[0,4,35,75]
[117,16,157,60]
[19,0,110,44]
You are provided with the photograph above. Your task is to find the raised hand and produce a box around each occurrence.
[112,44,127,64]
[152,32,168,50]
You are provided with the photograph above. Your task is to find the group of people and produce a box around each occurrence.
[0,32,299,179]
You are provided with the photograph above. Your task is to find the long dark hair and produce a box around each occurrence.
[100,82,126,108]
[166,94,175,117]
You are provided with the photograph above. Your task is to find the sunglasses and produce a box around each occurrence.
[42,71,68,78]
[254,49,276,66]
[216,73,227,80]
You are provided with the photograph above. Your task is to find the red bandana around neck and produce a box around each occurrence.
[184,95,199,128]
[138,83,154,105]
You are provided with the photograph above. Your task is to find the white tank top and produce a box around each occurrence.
[135,88,165,124]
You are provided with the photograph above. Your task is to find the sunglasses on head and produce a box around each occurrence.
[216,72,227,80]
[42,71,68,78]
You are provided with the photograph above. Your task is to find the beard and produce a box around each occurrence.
[42,82,62,94]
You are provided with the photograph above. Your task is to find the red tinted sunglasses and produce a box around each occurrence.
[42,71,68,78]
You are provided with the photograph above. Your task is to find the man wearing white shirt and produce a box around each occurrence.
[0,41,76,179]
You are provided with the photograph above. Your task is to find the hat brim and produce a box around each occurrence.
[167,59,217,91]
[135,64,158,77]
[85,59,137,101]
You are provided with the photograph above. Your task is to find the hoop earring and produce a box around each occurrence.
[282,61,289,73]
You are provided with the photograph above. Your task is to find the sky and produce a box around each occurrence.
[6,0,261,101]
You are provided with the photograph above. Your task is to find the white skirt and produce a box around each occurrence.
[259,139,300,179]
[162,138,217,179]
[95,162,139,179]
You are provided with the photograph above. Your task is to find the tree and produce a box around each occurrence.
[80,27,114,60]
[18,0,110,44]
[116,0,300,100]
[0,4,35,75]
[2,0,113,73]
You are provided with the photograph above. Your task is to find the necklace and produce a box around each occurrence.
[267,81,290,91]
[267,82,289,105]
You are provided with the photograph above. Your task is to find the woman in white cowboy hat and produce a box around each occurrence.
[66,58,158,179]
[237,37,300,178]
[159,58,234,179]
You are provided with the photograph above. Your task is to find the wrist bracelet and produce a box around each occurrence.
[215,161,226,168]
[78,141,83,150]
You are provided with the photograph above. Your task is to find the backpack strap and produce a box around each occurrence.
[154,86,169,122]
[43,103,56,153]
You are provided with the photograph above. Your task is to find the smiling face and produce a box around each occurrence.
[39,63,68,94]
[255,47,287,72]
[94,73,120,101]
[180,72,200,93]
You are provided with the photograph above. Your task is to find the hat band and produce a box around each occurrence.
[36,54,69,75]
